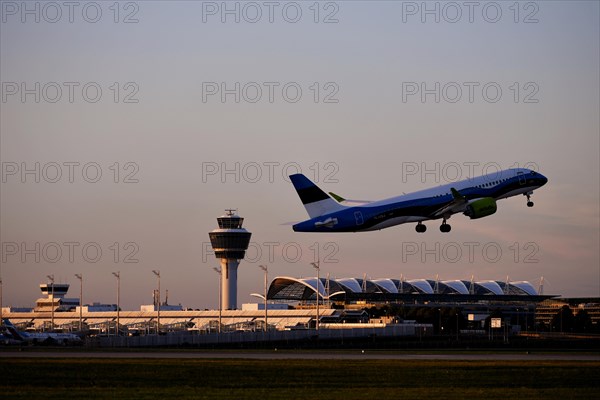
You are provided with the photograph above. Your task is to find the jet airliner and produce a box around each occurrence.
[3,319,82,344]
[290,168,547,233]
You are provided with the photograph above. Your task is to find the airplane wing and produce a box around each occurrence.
[431,188,468,218]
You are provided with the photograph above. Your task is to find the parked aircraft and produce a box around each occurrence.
[2,319,82,344]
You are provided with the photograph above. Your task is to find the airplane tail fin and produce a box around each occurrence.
[289,174,347,218]
[3,319,25,341]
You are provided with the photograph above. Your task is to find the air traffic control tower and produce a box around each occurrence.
[209,210,252,310]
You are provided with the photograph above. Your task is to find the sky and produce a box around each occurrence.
[1,1,598,310]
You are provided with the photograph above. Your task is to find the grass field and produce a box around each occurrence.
[2,357,599,399]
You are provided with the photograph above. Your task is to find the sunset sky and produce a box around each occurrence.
[1,1,598,310]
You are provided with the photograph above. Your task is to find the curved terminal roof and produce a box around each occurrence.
[371,279,398,294]
[407,279,434,294]
[336,278,362,293]
[512,281,537,295]
[442,280,470,295]
[476,280,504,295]
[268,276,539,301]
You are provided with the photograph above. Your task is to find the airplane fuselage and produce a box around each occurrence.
[292,168,548,233]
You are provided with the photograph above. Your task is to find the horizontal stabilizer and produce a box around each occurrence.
[329,192,373,206]
[329,192,345,202]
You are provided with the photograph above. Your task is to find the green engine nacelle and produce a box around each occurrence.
[464,198,497,219]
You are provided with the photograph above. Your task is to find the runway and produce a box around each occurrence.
[1,350,598,361]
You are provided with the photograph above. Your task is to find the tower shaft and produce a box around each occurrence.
[220,259,239,310]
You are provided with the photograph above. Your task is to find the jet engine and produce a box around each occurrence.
[464,198,497,219]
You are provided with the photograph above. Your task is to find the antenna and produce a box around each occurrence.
[326,273,331,308]
[399,273,404,294]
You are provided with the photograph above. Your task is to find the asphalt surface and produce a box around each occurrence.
[1,350,598,361]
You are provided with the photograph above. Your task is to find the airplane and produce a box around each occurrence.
[0,329,21,345]
[2,319,82,344]
[289,168,548,233]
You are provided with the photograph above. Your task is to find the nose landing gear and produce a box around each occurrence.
[415,222,427,233]
[525,192,534,207]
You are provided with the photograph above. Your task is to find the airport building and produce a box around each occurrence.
[534,298,600,330]
[2,213,597,339]
[267,276,547,303]
[34,283,79,312]
[4,274,589,336]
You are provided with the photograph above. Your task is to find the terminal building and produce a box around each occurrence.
[267,276,546,303]
[5,274,597,336]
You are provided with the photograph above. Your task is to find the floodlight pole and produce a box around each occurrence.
[47,274,55,331]
[152,270,161,334]
[213,267,222,333]
[112,272,120,336]
[0,271,3,326]
[456,311,459,341]
[75,274,83,331]
[259,265,268,332]
[311,262,320,332]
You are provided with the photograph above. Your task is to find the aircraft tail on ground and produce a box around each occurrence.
[289,174,346,218]
[2,319,26,341]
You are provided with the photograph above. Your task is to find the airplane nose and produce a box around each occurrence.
[538,173,548,186]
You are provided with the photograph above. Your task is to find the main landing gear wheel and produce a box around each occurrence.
[440,220,451,233]
[415,222,427,233]
[525,192,534,207]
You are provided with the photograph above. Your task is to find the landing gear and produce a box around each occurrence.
[525,192,534,207]
[415,222,427,233]
[440,219,451,233]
